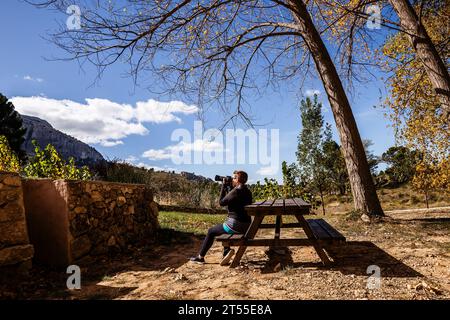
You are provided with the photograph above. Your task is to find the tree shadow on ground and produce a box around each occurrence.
[405,218,450,224]
[50,284,139,300]
[78,228,204,275]
[1,228,203,300]
[386,216,450,224]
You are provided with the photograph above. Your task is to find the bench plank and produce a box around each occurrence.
[307,219,332,240]
[215,234,234,241]
[218,238,341,247]
[306,219,346,242]
[273,199,285,207]
[259,199,276,207]
[258,223,303,229]
[245,200,267,209]
[316,219,346,241]
[245,198,312,216]
[292,198,311,207]
[284,198,297,206]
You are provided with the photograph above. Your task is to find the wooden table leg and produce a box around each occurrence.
[295,214,331,266]
[274,215,282,240]
[230,214,264,268]
[268,215,283,254]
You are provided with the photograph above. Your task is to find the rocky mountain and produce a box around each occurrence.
[21,115,105,165]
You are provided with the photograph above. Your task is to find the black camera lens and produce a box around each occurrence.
[214,175,232,183]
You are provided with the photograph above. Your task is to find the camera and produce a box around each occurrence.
[215,175,232,184]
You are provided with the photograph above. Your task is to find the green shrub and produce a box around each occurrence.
[400,198,409,204]
[24,140,91,180]
[397,192,405,199]
[409,195,420,205]
[345,210,363,221]
[95,160,151,185]
[428,193,437,202]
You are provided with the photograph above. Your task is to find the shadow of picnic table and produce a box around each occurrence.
[252,241,423,278]
[324,241,423,278]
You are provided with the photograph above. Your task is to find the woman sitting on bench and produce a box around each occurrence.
[190,170,253,266]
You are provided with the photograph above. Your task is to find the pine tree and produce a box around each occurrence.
[322,127,348,196]
[0,93,27,162]
[296,94,330,214]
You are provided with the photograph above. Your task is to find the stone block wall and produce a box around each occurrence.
[0,172,34,274]
[22,179,159,268]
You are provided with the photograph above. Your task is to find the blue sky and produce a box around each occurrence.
[0,0,395,182]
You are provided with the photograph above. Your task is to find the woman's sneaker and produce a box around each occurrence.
[189,256,205,264]
[220,249,235,266]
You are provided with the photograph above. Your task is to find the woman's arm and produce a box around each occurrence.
[219,186,236,206]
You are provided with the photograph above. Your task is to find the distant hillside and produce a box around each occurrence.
[21,115,105,165]
[180,171,213,182]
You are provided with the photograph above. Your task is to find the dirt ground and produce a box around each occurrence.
[1,210,449,300]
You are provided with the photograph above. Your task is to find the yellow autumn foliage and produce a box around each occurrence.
[0,135,20,173]
[412,158,450,197]
[381,4,449,164]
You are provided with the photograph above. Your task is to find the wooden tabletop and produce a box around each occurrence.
[245,198,311,216]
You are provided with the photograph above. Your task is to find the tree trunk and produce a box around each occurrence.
[319,187,326,215]
[389,0,450,119]
[288,0,384,216]
[339,184,346,196]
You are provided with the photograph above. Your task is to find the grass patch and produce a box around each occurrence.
[158,211,320,236]
[159,211,226,235]
[344,210,363,222]
[102,275,112,281]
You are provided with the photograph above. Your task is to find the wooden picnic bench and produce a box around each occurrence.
[216,198,346,268]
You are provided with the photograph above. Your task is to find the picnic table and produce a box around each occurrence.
[216,198,346,268]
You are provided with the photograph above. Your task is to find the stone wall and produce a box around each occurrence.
[22,179,159,268]
[0,172,34,275]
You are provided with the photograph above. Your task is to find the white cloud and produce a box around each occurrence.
[134,162,177,173]
[101,140,124,147]
[125,155,139,163]
[23,75,44,83]
[11,96,199,147]
[141,149,173,160]
[131,162,179,173]
[305,89,321,97]
[256,165,278,176]
[122,157,177,172]
[142,139,225,160]
[136,99,198,123]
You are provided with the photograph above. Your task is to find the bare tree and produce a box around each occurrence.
[29,0,384,217]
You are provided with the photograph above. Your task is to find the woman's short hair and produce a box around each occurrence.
[233,170,248,184]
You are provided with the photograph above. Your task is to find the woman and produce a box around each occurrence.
[190,170,253,265]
